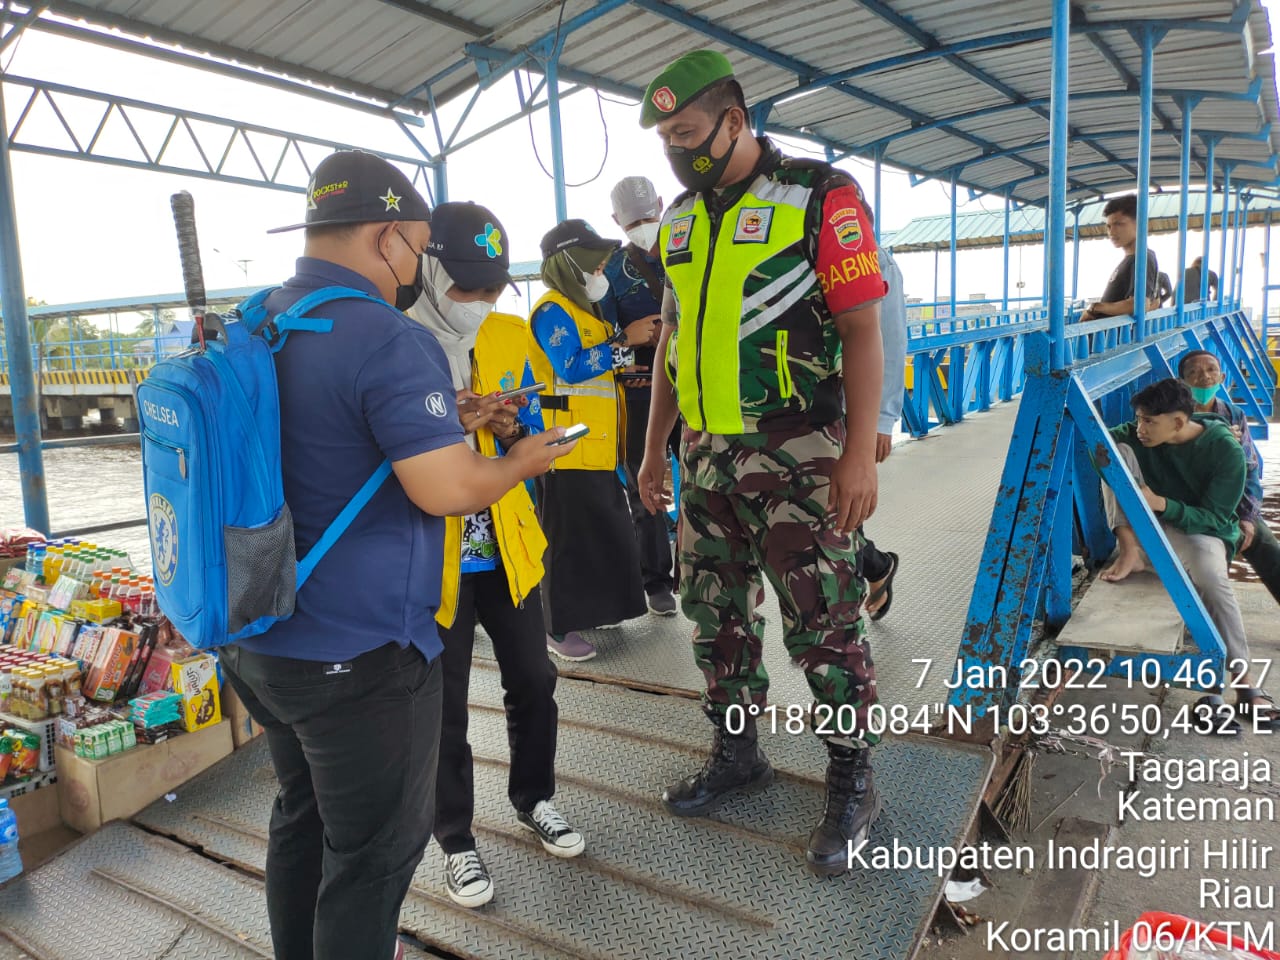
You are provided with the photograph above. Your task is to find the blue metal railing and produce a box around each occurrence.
[0,334,188,375]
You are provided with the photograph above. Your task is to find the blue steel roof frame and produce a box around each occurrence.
[0,74,438,197]
[10,0,1277,209]
[618,0,1074,190]
[841,0,1143,182]
[750,10,1252,109]
[454,2,1096,198]
[38,0,441,117]
[458,41,1048,206]
[953,126,1271,178]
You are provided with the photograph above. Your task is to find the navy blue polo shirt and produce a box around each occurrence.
[235,257,463,663]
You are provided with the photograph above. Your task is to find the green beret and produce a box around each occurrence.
[639,50,735,128]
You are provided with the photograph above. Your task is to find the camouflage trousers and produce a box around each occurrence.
[677,423,879,747]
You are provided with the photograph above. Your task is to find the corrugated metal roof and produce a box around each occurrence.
[886,190,1280,252]
[24,0,1280,206]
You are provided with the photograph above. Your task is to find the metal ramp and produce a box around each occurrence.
[126,667,991,960]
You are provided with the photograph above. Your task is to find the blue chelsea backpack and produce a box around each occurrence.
[138,286,392,650]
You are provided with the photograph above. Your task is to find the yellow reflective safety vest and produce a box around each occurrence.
[438,311,548,629]
[660,158,846,434]
[526,290,622,471]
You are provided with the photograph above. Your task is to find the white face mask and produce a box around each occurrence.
[440,294,493,335]
[625,222,660,251]
[584,272,611,302]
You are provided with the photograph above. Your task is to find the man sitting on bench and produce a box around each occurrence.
[1100,377,1278,729]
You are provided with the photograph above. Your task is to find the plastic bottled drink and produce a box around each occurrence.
[0,798,23,883]
[123,580,142,614]
[138,586,157,618]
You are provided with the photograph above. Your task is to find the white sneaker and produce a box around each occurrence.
[517,800,585,857]
[444,850,494,907]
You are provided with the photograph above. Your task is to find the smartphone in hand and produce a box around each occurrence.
[550,423,590,445]
[495,381,546,402]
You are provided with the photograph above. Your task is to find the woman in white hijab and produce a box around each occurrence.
[407,202,583,911]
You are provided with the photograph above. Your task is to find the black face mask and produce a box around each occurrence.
[384,228,426,311]
[666,109,737,193]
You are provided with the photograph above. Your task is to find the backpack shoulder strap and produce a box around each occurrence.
[264,285,386,351]
[297,458,393,588]
[624,245,665,305]
[264,284,396,587]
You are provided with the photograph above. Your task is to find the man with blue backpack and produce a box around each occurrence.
[181,151,575,960]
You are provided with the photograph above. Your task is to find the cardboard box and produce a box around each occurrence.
[221,682,264,749]
[11,781,78,869]
[55,719,232,832]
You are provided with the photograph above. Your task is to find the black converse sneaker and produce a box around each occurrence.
[444,849,493,908]
[517,800,585,857]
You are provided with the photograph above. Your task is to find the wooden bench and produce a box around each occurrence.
[1055,570,1185,654]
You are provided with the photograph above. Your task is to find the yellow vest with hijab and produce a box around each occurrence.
[438,311,548,629]
[526,290,623,471]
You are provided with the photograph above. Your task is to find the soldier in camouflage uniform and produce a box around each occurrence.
[635,51,887,875]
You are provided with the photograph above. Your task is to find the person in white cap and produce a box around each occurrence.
[602,175,679,617]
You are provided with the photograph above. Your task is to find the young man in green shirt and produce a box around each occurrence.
[1100,378,1277,727]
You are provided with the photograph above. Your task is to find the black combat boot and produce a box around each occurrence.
[806,743,881,876]
[662,710,774,817]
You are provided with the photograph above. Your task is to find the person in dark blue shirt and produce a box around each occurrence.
[218,150,575,960]
[602,176,679,615]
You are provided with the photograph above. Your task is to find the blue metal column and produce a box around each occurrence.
[949,169,958,318]
[1233,192,1249,309]
[433,160,448,205]
[1132,27,1158,343]
[1201,136,1216,302]
[1002,191,1011,311]
[1227,185,1240,305]
[545,48,569,222]
[1265,210,1273,352]
[1047,5,1069,370]
[0,79,49,533]
[1174,98,1195,317]
[1218,163,1232,310]
[873,146,883,245]
[1070,207,1081,300]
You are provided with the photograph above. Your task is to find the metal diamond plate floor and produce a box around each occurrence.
[477,404,1018,713]
[2,405,1011,960]
[128,669,992,960]
[0,822,437,960]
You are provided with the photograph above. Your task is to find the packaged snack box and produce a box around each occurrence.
[171,653,221,733]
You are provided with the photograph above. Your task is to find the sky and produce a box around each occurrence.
[2,4,1279,331]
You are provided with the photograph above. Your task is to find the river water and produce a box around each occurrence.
[1,442,152,571]
[1,425,1278,584]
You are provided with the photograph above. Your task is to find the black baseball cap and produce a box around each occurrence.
[539,218,620,259]
[425,201,516,291]
[268,150,431,233]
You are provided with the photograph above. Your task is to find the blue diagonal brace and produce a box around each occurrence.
[1064,377,1226,666]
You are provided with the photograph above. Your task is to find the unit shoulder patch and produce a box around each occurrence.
[828,207,864,249]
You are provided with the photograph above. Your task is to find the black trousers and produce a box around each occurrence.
[622,384,677,595]
[220,640,441,960]
[858,527,895,583]
[434,568,559,855]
